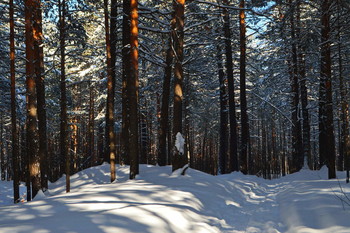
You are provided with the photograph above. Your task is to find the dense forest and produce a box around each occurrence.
[0,0,350,203]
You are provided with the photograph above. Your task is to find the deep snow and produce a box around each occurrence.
[1,164,350,233]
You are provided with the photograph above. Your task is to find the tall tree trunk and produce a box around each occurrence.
[336,0,350,181]
[111,0,118,164]
[217,44,228,174]
[172,0,186,172]
[25,0,40,200]
[121,0,131,165]
[222,0,238,172]
[128,0,139,179]
[104,0,117,182]
[158,36,173,166]
[58,0,69,192]
[288,0,303,172]
[239,0,250,174]
[296,0,311,169]
[33,0,48,192]
[319,0,336,179]
[10,0,20,203]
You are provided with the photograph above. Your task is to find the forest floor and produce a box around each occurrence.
[1,164,350,232]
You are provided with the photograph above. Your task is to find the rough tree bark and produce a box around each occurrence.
[128,0,139,179]
[25,0,40,200]
[104,0,117,182]
[33,0,48,192]
[172,0,187,172]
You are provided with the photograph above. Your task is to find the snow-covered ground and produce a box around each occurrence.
[1,164,350,233]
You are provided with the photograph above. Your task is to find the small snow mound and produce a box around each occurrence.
[175,132,185,155]
[170,164,189,177]
[33,190,47,201]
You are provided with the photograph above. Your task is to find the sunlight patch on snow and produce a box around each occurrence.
[225,200,241,208]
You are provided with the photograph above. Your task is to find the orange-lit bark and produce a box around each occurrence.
[129,0,139,179]
[25,0,40,201]
[104,0,116,182]
[172,0,186,172]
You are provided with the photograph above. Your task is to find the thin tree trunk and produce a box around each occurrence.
[217,44,228,174]
[88,82,95,166]
[319,0,336,179]
[0,116,4,181]
[104,0,117,182]
[10,0,20,203]
[58,0,69,192]
[222,0,238,172]
[121,0,130,165]
[129,0,139,179]
[158,36,173,166]
[239,0,250,174]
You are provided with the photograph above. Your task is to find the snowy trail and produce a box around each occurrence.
[0,165,350,233]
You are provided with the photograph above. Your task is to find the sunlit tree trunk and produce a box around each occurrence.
[129,0,139,179]
[25,0,40,200]
[104,0,117,182]
[172,0,186,172]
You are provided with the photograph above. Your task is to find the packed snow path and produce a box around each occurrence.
[1,165,350,233]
